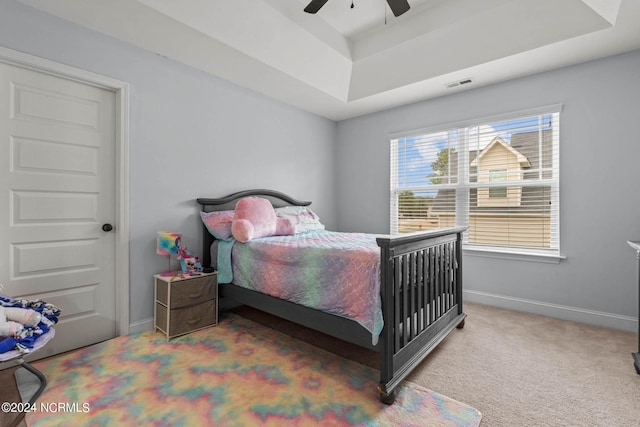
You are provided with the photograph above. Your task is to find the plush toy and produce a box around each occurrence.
[0,306,42,337]
[231,196,295,243]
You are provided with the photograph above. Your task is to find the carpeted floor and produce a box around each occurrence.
[411,303,640,427]
[3,302,639,426]
[234,303,640,427]
[23,313,481,427]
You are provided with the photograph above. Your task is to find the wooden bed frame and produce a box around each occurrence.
[197,189,467,404]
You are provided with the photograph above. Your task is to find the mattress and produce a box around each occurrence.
[213,230,383,340]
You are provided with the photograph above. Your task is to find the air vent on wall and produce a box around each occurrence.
[446,78,473,89]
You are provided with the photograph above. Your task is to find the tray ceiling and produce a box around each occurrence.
[18,0,640,120]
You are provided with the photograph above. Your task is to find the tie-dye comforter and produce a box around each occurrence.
[219,230,383,343]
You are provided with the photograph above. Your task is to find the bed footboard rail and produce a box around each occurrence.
[376,226,467,404]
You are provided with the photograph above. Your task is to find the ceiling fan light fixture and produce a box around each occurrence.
[304,0,410,16]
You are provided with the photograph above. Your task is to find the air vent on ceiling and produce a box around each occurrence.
[446,78,473,89]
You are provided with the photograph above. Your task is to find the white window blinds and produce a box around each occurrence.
[390,108,560,256]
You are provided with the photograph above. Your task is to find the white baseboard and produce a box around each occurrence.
[464,290,638,333]
[129,318,154,334]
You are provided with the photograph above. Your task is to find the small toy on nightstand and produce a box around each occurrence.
[177,246,203,277]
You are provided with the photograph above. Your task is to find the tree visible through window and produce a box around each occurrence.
[390,107,560,255]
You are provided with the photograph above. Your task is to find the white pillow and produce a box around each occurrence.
[275,206,325,234]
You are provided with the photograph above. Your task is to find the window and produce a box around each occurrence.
[390,107,560,257]
[488,169,507,199]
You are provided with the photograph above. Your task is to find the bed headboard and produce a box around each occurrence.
[196,189,311,268]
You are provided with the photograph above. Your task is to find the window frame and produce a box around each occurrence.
[389,105,562,261]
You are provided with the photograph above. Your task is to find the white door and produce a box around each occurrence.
[0,61,117,358]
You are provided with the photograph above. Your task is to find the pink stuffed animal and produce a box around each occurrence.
[231,197,295,243]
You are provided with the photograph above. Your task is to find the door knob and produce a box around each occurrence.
[102,223,113,232]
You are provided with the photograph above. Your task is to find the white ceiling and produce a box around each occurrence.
[18,0,640,121]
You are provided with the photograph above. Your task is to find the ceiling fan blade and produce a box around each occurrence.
[386,0,410,17]
[304,0,329,14]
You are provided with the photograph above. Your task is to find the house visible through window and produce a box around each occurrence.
[390,107,560,256]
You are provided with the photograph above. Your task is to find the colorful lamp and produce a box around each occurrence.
[157,232,182,276]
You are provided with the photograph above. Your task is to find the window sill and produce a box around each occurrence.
[463,246,565,264]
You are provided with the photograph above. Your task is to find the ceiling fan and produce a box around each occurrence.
[304,0,410,17]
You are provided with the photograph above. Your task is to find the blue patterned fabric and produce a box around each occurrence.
[0,296,61,354]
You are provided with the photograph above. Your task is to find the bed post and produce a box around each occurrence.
[378,243,396,404]
[456,229,465,328]
[200,221,214,269]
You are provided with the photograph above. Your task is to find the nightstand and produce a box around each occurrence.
[154,272,218,339]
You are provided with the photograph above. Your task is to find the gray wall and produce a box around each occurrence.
[0,1,337,327]
[336,49,640,328]
[2,0,639,332]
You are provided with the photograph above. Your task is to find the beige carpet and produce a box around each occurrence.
[2,302,638,426]
[234,302,640,427]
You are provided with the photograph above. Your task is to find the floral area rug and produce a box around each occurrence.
[26,314,481,426]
